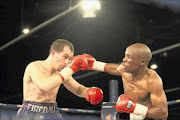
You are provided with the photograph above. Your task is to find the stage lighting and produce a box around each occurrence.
[81,0,101,18]
[150,64,158,70]
[22,28,30,34]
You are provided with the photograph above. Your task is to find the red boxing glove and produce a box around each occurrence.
[67,55,88,73]
[116,94,148,116]
[82,54,96,70]
[59,55,88,82]
[82,54,106,71]
[85,87,103,105]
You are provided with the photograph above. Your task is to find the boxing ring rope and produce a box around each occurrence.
[0,99,179,120]
[0,99,179,112]
[0,99,179,118]
[167,99,180,105]
[165,87,180,93]
[0,80,180,120]
[0,103,101,114]
[0,1,179,119]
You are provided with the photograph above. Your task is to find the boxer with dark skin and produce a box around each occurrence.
[83,43,168,120]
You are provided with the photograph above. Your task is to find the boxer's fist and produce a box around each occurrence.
[82,54,96,70]
[116,94,148,116]
[82,54,106,71]
[85,87,103,105]
[67,55,88,73]
[116,94,136,113]
[59,55,88,82]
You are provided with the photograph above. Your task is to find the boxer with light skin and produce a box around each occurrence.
[83,43,168,120]
[17,39,103,120]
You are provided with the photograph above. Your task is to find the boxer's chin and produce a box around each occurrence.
[58,66,65,71]
[122,64,127,71]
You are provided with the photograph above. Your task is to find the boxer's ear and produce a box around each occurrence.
[51,49,56,55]
[140,59,146,65]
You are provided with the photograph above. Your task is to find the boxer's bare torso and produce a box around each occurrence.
[104,63,168,119]
[121,68,156,108]
[102,43,168,119]
[23,61,61,103]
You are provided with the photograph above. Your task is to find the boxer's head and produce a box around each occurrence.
[122,43,152,73]
[49,39,74,71]
[49,39,74,54]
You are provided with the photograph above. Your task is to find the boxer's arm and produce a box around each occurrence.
[104,63,123,76]
[64,76,103,104]
[82,54,123,76]
[82,54,106,71]
[63,76,87,98]
[28,56,88,92]
[146,74,168,119]
[27,62,64,92]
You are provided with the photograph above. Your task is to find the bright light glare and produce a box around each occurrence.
[83,11,96,18]
[83,0,101,10]
[22,28,30,34]
[82,0,101,18]
[150,64,158,69]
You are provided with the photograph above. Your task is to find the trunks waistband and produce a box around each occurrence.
[21,100,58,113]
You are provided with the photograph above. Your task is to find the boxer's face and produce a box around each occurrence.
[122,47,141,73]
[52,46,73,71]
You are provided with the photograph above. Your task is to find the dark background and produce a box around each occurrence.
[0,0,180,119]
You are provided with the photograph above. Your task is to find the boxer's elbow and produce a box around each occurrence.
[148,107,168,119]
[161,108,168,119]
[158,107,168,119]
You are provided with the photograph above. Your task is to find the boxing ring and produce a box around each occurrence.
[0,2,180,120]
[0,80,180,120]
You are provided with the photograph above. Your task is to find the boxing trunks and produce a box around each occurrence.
[17,101,63,120]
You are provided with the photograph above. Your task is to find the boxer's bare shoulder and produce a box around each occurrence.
[146,69,164,99]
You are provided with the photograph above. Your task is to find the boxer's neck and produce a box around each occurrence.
[42,58,56,75]
[130,67,148,80]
